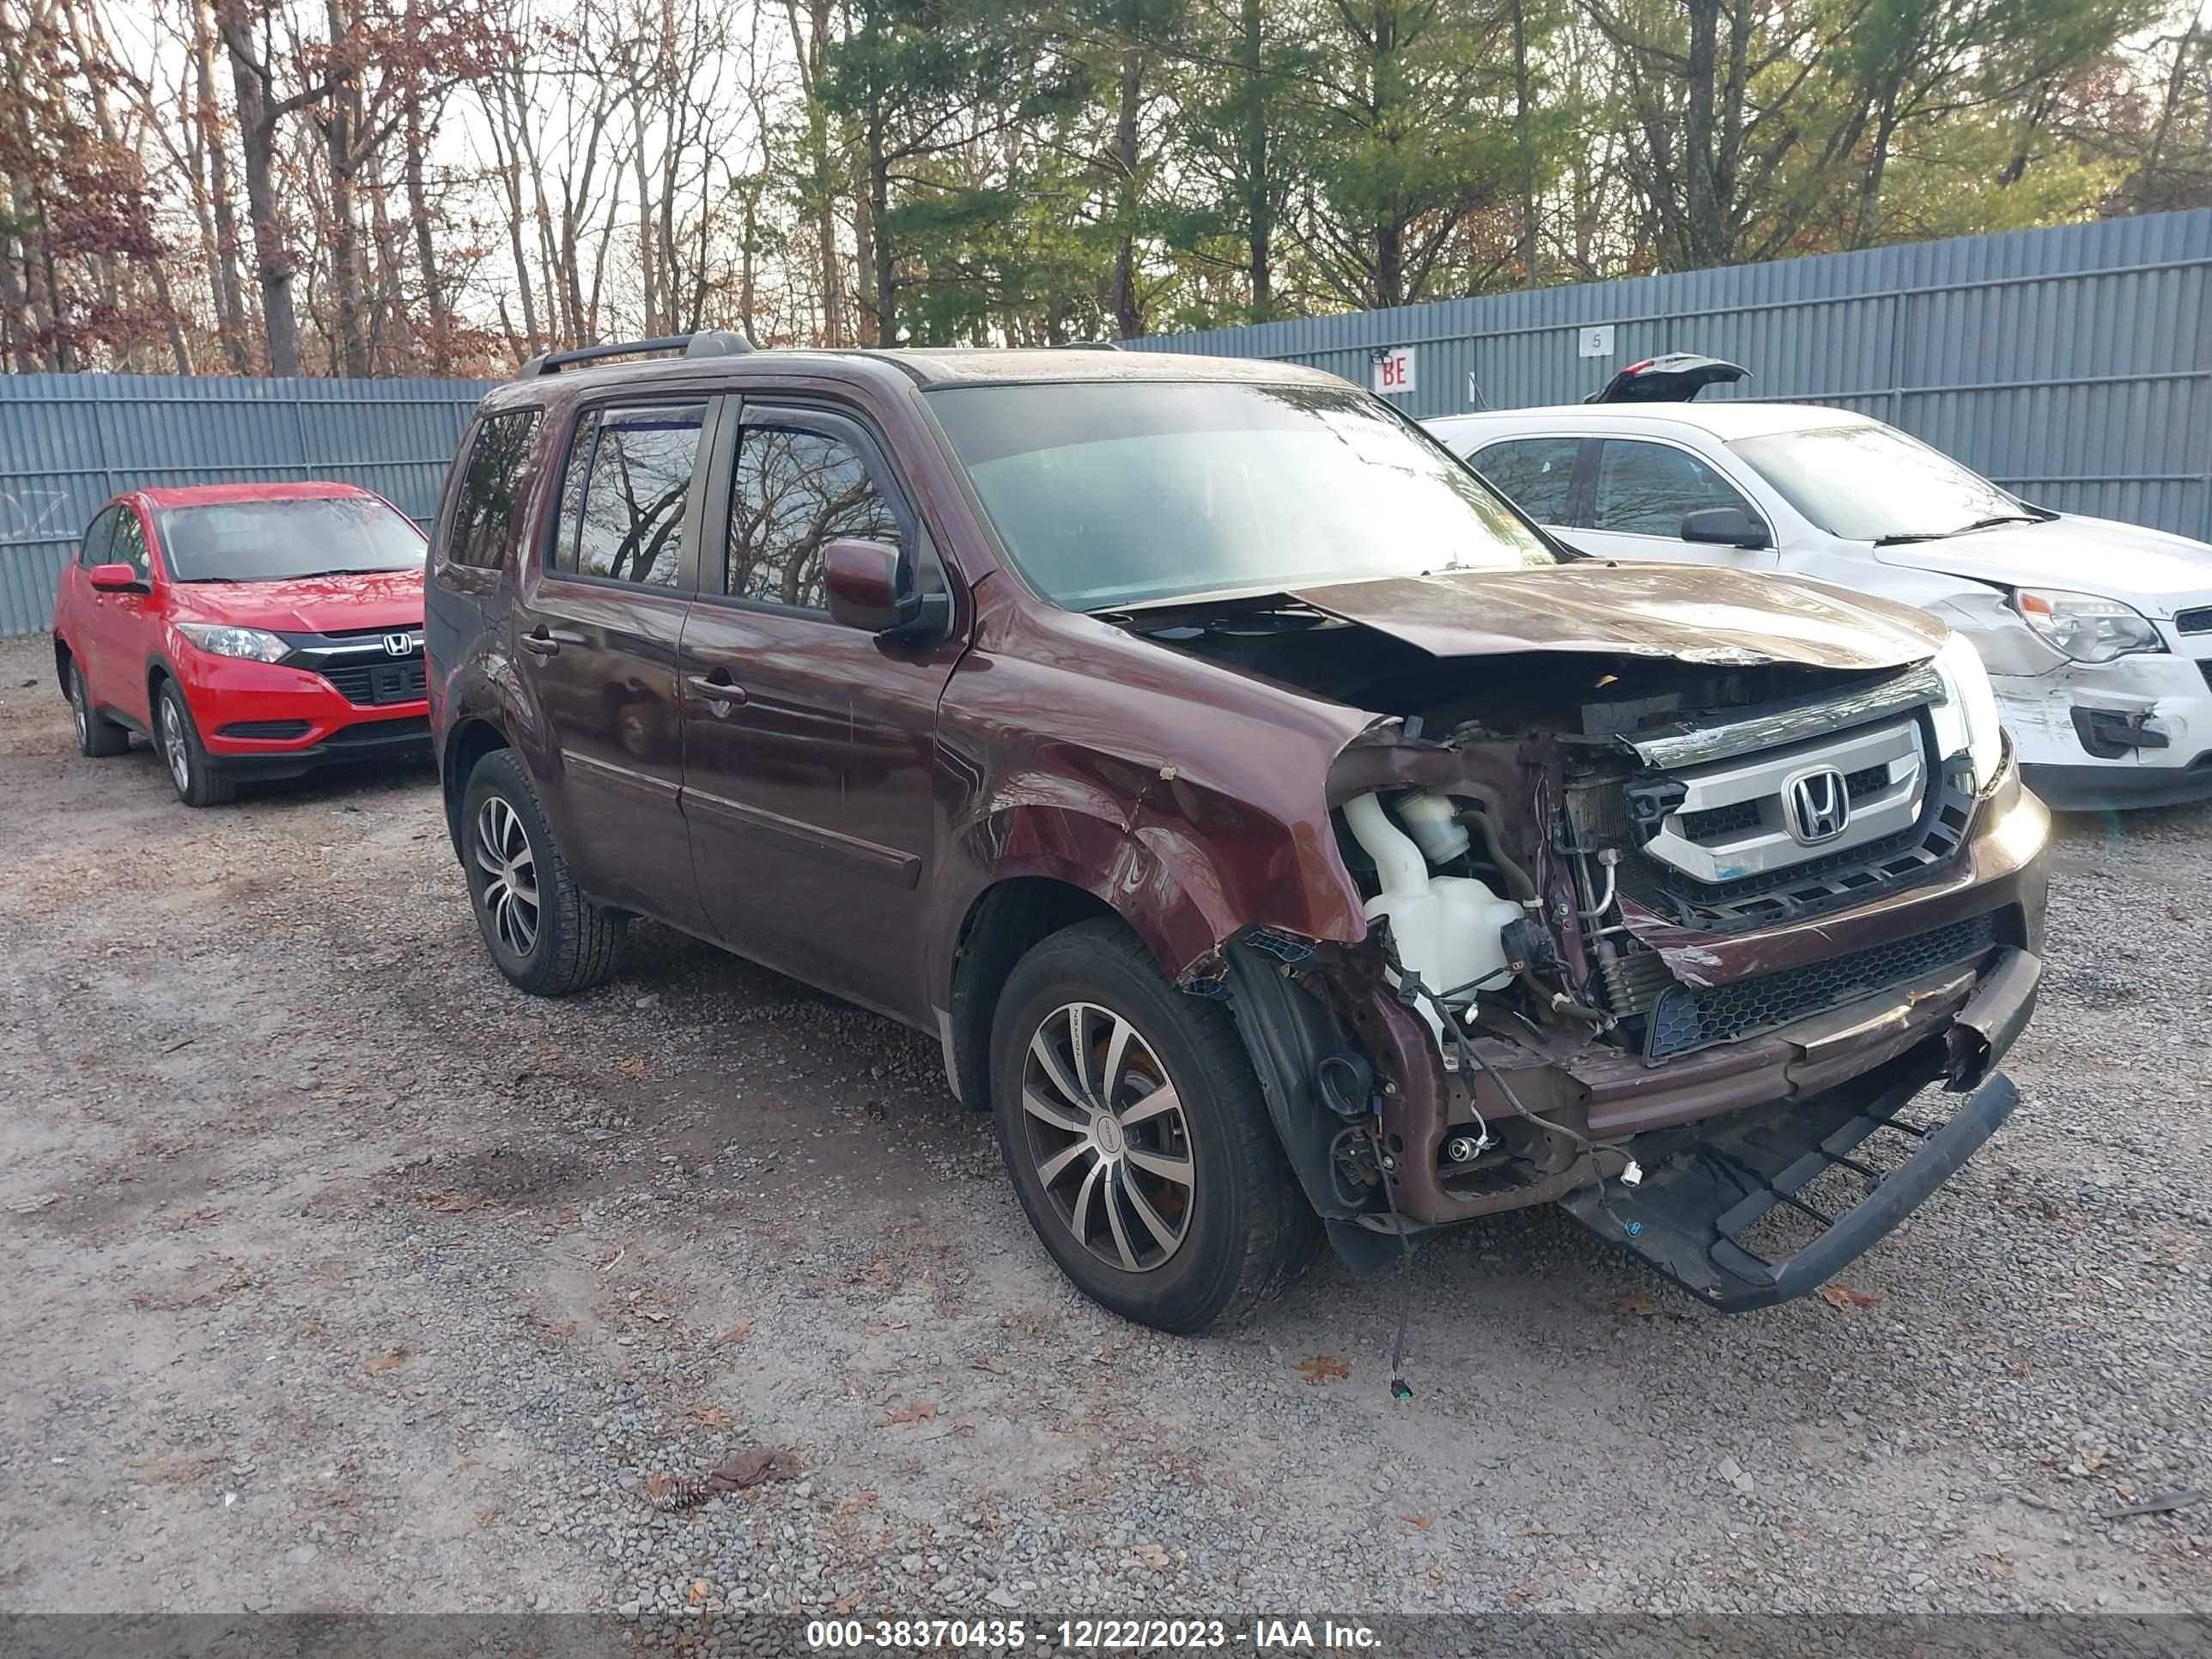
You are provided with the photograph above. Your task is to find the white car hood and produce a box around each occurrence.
[1873,514,2212,615]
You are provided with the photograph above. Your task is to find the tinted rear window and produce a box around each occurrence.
[446,409,543,571]
[157,497,427,582]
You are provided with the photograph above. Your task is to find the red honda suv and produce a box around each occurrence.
[51,482,432,805]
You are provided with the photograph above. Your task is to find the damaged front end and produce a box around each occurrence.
[1132,577,2049,1310]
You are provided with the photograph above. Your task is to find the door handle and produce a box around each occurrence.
[520,627,560,657]
[686,671,747,708]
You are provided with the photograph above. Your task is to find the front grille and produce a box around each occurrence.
[320,623,424,641]
[324,714,429,744]
[1675,760,1896,843]
[1644,911,2001,1060]
[319,656,426,706]
[218,720,310,740]
[2175,606,2212,635]
[1679,797,1761,840]
[1631,708,1972,933]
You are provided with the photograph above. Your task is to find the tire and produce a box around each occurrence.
[988,919,1320,1333]
[155,680,235,805]
[69,658,129,757]
[459,749,625,996]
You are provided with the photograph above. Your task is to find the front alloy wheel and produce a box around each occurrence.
[988,920,1318,1333]
[1019,1003,1195,1273]
[155,682,234,805]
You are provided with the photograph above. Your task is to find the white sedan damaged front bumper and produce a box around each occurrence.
[1991,648,2212,809]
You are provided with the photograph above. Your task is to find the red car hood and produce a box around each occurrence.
[168,568,424,634]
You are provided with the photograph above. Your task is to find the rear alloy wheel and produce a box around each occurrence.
[69,660,129,758]
[155,681,235,806]
[459,749,625,996]
[990,920,1319,1333]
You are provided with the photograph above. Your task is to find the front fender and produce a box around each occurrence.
[929,770,1366,1010]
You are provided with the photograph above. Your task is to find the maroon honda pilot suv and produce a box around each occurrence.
[425,333,2049,1333]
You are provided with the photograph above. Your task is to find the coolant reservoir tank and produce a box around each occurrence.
[1395,791,1471,866]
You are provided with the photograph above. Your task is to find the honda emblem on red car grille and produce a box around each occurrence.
[1784,767,1851,844]
[383,632,414,657]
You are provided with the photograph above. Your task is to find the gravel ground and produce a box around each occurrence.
[0,628,2207,1624]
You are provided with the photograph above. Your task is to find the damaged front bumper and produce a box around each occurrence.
[1558,951,2037,1311]
[1994,648,2212,811]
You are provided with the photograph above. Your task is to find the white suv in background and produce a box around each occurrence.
[1429,356,2212,811]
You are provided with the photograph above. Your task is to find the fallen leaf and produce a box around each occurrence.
[689,1580,708,1605]
[881,1401,937,1425]
[695,1406,736,1429]
[1292,1352,1351,1385]
[1613,1290,1659,1316]
[1130,1543,1170,1569]
[616,1056,648,1079]
[1401,1513,1432,1531]
[642,1471,677,1504]
[365,1346,414,1375]
[473,1507,498,1527]
[1820,1283,1883,1310]
[708,1446,791,1491]
[717,1320,755,1347]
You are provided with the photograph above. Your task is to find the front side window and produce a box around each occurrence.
[78,507,118,568]
[112,511,155,580]
[155,496,425,583]
[1472,437,1582,524]
[555,403,706,586]
[1731,422,2033,543]
[446,408,542,571]
[726,423,903,611]
[1589,440,1755,537]
[926,380,1552,611]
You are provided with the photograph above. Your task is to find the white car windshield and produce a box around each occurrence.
[927,380,1554,611]
[1732,423,2045,544]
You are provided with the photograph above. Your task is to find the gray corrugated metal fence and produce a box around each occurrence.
[0,374,494,637]
[1126,209,2212,544]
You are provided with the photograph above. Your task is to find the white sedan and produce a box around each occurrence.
[1430,359,2212,811]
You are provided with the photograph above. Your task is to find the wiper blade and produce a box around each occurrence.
[1876,513,2045,547]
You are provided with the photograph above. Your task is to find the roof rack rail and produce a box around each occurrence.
[519,329,756,378]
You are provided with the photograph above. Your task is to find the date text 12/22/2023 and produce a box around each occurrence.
[804,1619,1382,1650]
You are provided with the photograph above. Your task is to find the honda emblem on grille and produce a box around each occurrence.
[382,632,415,658]
[1784,767,1851,844]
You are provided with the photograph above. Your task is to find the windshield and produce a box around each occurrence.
[1731,423,2036,543]
[157,496,427,581]
[926,380,1553,610]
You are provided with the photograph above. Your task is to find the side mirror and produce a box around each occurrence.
[89,562,145,592]
[1680,506,1771,550]
[824,538,945,638]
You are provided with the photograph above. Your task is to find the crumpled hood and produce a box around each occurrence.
[1874,514,2212,614]
[1289,563,1947,671]
[168,568,424,634]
